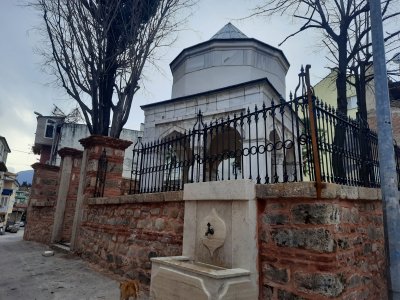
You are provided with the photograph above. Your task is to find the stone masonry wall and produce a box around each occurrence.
[257,183,386,300]
[24,163,60,244]
[75,191,184,293]
[60,155,82,242]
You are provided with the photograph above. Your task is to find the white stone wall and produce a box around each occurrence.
[144,81,284,142]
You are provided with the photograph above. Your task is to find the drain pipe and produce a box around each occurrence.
[369,1,400,298]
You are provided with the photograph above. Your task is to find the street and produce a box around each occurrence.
[0,229,120,300]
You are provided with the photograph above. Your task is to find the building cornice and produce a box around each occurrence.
[170,38,290,74]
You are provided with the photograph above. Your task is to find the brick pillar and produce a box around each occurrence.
[24,163,60,244]
[70,135,132,251]
[51,148,82,244]
[80,135,132,197]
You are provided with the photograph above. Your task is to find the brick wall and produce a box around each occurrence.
[24,163,60,244]
[390,104,400,145]
[75,191,184,292]
[257,183,386,300]
[368,103,400,145]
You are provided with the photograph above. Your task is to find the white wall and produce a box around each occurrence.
[55,123,143,178]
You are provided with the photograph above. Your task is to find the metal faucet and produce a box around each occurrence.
[205,222,214,236]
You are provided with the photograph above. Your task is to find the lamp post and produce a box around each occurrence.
[369,2,400,299]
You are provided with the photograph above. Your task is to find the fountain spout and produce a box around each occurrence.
[205,222,214,236]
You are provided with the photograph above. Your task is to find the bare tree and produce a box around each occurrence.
[251,0,400,179]
[33,0,193,138]
[252,0,399,114]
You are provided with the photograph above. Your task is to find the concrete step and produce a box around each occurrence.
[51,243,71,254]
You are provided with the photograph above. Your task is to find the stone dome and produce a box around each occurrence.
[170,23,290,99]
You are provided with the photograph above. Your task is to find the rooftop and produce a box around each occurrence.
[210,23,247,40]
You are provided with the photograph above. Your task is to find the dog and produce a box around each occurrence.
[120,280,140,300]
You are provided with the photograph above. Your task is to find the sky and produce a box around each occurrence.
[0,0,333,173]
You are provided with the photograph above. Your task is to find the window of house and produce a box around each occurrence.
[0,197,8,207]
[45,119,56,138]
[347,96,358,110]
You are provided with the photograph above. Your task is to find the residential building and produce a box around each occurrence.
[14,187,30,205]
[0,135,11,171]
[313,69,400,144]
[0,172,19,224]
[9,188,29,223]
[313,69,376,119]
[32,116,143,178]
[0,136,11,224]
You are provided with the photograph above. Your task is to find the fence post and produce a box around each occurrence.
[305,65,322,198]
[94,149,107,197]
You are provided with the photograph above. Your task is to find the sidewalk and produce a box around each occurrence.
[0,229,120,300]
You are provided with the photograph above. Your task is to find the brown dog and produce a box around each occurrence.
[120,280,139,300]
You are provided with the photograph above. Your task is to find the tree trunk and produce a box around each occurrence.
[355,61,376,185]
[332,35,348,182]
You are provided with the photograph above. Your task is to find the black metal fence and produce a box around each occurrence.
[125,68,398,194]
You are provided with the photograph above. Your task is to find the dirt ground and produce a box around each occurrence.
[0,229,123,300]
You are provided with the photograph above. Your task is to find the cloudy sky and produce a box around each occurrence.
[0,0,333,173]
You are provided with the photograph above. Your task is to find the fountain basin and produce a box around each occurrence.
[150,256,257,300]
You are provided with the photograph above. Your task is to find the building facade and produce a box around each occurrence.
[0,172,19,224]
[313,69,400,144]
[0,136,11,226]
[32,117,143,178]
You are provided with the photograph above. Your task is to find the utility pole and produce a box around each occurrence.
[369,1,400,299]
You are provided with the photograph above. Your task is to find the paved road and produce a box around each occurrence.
[0,229,120,300]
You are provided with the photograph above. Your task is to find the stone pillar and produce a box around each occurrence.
[51,148,82,244]
[24,163,60,244]
[70,135,132,251]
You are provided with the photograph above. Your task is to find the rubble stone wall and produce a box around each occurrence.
[257,183,386,300]
[75,191,184,291]
[24,163,59,244]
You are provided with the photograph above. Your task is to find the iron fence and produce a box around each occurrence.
[121,67,399,194]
